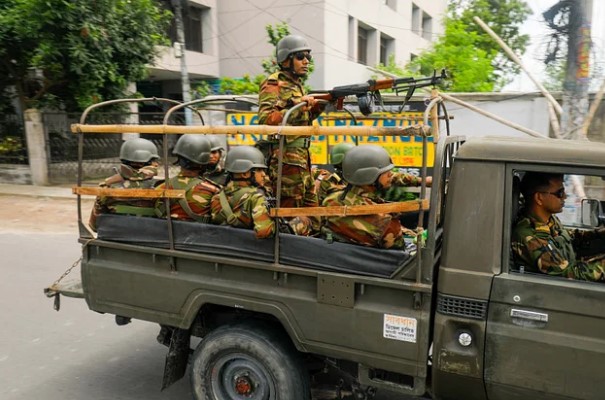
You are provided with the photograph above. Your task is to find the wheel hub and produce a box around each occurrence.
[234,374,253,395]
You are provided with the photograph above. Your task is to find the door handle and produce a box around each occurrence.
[510,309,548,327]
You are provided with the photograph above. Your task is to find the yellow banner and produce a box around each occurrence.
[226,112,434,167]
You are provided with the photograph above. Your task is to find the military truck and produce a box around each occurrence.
[47,96,605,400]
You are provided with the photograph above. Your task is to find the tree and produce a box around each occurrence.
[408,0,531,91]
[0,0,171,112]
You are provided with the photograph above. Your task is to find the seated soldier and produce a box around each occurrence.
[210,146,275,239]
[315,142,354,204]
[154,135,221,222]
[203,135,229,186]
[512,171,605,281]
[89,138,160,231]
[321,145,415,249]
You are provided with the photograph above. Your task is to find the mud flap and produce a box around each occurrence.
[161,328,191,390]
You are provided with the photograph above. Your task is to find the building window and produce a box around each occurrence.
[411,3,420,35]
[422,12,432,41]
[185,6,203,52]
[164,1,205,53]
[380,35,394,66]
[358,26,368,65]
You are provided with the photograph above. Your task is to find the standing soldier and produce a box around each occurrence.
[322,145,414,249]
[203,135,229,186]
[211,146,275,239]
[89,138,160,231]
[257,34,326,209]
[154,135,221,222]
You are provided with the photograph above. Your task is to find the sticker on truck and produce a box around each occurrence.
[383,314,417,343]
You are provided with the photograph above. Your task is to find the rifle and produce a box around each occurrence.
[311,69,447,116]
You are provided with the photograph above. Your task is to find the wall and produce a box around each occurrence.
[217,0,446,90]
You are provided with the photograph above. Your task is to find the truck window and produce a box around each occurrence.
[510,170,605,280]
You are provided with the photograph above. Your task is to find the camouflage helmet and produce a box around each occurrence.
[119,138,159,163]
[225,146,267,173]
[205,135,225,152]
[330,143,355,165]
[172,134,211,165]
[276,35,311,64]
[343,145,394,186]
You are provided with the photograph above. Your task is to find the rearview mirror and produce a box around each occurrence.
[581,198,604,227]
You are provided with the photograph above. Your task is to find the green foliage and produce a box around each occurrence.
[261,22,291,75]
[0,0,171,111]
[219,74,266,95]
[404,0,531,91]
[0,136,26,163]
[409,19,495,92]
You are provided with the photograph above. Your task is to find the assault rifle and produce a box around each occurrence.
[311,69,447,116]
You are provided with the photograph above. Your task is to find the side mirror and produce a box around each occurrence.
[581,198,604,227]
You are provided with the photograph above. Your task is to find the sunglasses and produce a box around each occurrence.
[540,188,566,198]
[293,52,312,61]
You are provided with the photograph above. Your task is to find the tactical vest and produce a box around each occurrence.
[157,176,215,223]
[105,174,158,217]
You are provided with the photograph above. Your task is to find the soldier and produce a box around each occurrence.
[322,145,414,249]
[315,142,354,204]
[203,135,229,186]
[89,138,160,231]
[210,146,275,239]
[257,34,326,209]
[512,171,605,281]
[154,135,221,222]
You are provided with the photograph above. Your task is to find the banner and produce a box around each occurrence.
[226,112,434,168]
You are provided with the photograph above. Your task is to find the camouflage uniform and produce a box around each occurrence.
[383,171,422,202]
[211,181,275,239]
[316,170,347,205]
[258,70,321,208]
[154,171,221,222]
[89,164,159,231]
[512,212,605,281]
[321,186,406,249]
[203,165,229,187]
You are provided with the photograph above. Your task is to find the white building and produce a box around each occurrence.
[141,0,447,98]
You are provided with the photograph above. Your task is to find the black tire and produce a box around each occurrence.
[190,322,309,400]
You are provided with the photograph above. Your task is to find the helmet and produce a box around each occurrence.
[225,146,267,173]
[330,143,355,165]
[172,134,211,165]
[205,135,225,152]
[119,138,159,163]
[276,35,311,64]
[343,145,394,186]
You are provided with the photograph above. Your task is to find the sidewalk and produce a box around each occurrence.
[0,183,88,200]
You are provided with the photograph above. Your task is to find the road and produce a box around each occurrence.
[0,195,191,399]
[0,194,412,400]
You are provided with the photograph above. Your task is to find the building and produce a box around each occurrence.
[139,0,447,99]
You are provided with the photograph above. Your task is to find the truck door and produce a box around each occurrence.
[484,171,605,400]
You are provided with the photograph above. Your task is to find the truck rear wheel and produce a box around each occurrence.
[190,322,309,400]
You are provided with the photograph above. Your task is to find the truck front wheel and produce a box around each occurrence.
[190,322,309,400]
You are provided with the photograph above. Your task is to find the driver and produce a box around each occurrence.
[512,171,605,281]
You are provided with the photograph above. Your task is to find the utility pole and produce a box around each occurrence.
[560,0,593,140]
[559,0,592,222]
[172,0,193,125]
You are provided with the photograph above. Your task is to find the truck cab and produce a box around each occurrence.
[433,136,605,400]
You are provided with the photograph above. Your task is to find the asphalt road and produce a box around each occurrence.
[0,229,192,400]
[0,194,412,400]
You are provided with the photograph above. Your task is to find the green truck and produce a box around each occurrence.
[49,129,605,399]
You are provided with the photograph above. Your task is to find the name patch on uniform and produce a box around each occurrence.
[383,314,417,343]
